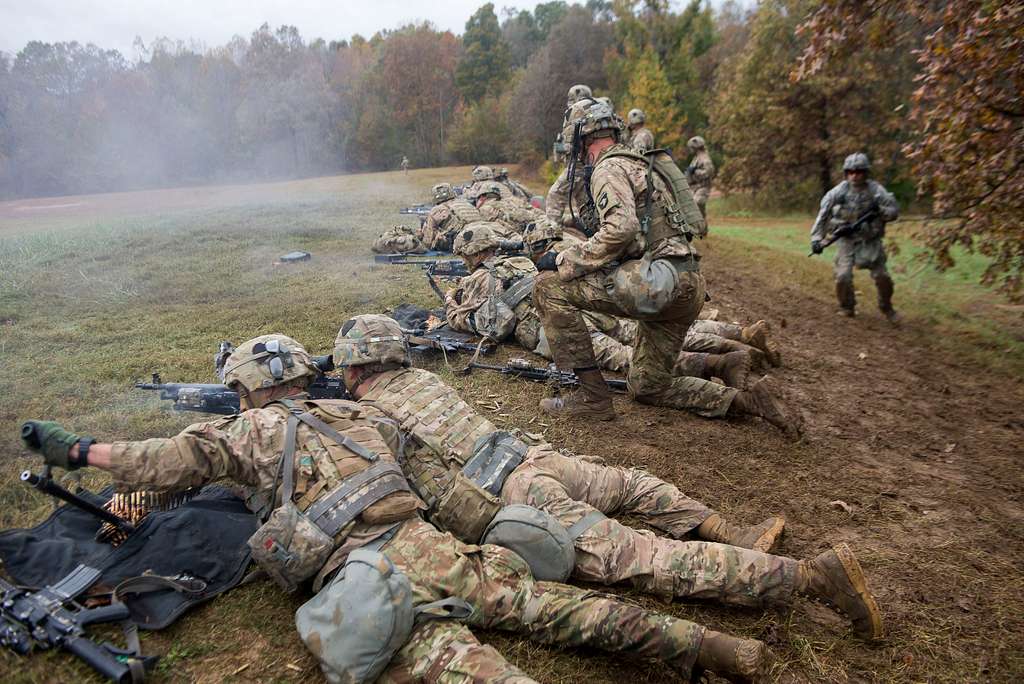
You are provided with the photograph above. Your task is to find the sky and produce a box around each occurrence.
[0,0,569,58]
[0,1,749,59]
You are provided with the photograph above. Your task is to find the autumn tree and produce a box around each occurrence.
[456,3,511,103]
[623,47,686,152]
[708,0,911,205]
[799,1,1024,299]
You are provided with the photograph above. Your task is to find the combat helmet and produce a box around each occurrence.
[470,181,504,203]
[471,165,495,182]
[432,183,456,203]
[627,108,645,126]
[222,334,318,395]
[566,84,592,106]
[843,152,870,172]
[453,222,503,257]
[562,98,623,146]
[687,136,706,152]
[333,314,410,370]
[523,217,563,253]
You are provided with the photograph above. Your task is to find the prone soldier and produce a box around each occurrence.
[419,182,483,253]
[471,182,543,236]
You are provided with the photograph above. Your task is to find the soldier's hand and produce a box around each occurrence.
[811,240,823,255]
[534,251,558,272]
[20,420,82,469]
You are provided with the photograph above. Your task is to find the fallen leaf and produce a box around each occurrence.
[829,499,854,514]
[944,442,957,453]
[857,352,868,360]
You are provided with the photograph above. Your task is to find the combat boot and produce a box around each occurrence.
[875,275,902,324]
[693,630,768,683]
[697,514,786,553]
[835,280,856,317]
[741,320,781,367]
[704,351,752,389]
[729,376,802,438]
[796,543,883,640]
[539,367,616,421]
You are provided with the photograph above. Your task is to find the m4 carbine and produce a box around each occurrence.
[460,358,627,392]
[0,564,155,682]
[809,207,879,256]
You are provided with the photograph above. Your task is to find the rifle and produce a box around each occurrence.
[402,327,494,356]
[809,208,879,256]
[460,358,627,392]
[399,204,432,216]
[373,251,452,265]
[137,352,345,416]
[19,461,136,535]
[0,564,155,682]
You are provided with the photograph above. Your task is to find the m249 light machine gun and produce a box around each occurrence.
[460,358,627,392]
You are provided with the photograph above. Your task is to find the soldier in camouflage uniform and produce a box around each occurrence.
[811,153,901,322]
[446,222,754,388]
[686,136,715,220]
[21,334,787,682]
[546,85,598,230]
[495,168,533,201]
[532,100,800,435]
[626,109,655,154]
[471,181,543,236]
[372,225,426,254]
[466,165,515,201]
[334,314,884,650]
[419,182,484,253]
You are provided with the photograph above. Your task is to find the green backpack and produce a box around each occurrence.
[603,147,707,239]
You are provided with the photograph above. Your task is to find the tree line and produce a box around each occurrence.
[0,1,1019,296]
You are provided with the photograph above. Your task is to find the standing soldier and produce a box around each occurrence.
[626,109,654,153]
[19,334,781,682]
[686,136,715,220]
[418,182,483,252]
[531,99,799,435]
[400,155,410,174]
[810,153,901,322]
[546,85,596,228]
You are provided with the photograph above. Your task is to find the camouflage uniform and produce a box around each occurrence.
[372,225,426,254]
[629,126,655,154]
[535,142,736,417]
[420,198,483,252]
[106,397,714,680]
[811,177,899,314]
[495,169,533,201]
[478,196,544,236]
[686,139,715,219]
[357,366,800,604]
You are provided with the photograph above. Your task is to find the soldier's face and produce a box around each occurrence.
[846,170,867,186]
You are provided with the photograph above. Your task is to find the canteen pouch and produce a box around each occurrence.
[482,504,576,582]
[248,501,334,593]
[296,548,415,684]
[475,295,517,341]
[608,256,679,317]
[432,472,502,544]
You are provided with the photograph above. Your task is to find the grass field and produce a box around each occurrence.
[1,167,1022,683]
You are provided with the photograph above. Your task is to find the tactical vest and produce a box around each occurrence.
[600,147,708,244]
[830,181,884,241]
[446,198,483,228]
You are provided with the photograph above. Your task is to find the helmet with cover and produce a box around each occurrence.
[453,222,503,257]
[522,217,563,254]
[222,334,317,395]
[471,165,495,182]
[333,314,411,370]
[432,183,455,203]
[471,181,504,203]
[566,84,592,106]
[687,136,706,152]
[562,98,623,148]
[627,108,645,126]
[843,152,871,172]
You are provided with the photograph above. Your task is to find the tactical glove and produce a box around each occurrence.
[20,420,82,470]
[811,240,823,255]
[534,251,558,272]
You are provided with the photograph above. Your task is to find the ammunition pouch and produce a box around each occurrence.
[432,472,502,544]
[463,431,528,496]
[248,502,334,594]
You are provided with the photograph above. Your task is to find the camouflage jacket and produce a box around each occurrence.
[810,179,899,243]
[555,144,698,280]
[444,255,537,333]
[421,199,482,251]
[629,127,655,154]
[686,152,715,192]
[478,198,543,235]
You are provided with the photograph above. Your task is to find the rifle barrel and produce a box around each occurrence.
[20,471,135,534]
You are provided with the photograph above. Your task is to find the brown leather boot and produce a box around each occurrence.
[741,320,781,366]
[835,280,856,316]
[875,275,901,324]
[797,543,883,640]
[697,513,786,553]
[704,351,752,389]
[729,376,802,438]
[694,630,768,683]
[539,367,616,421]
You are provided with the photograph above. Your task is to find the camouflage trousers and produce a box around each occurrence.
[692,187,710,219]
[833,236,889,283]
[501,446,799,603]
[533,268,737,417]
[376,519,704,682]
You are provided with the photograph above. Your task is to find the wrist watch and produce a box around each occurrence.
[76,437,95,467]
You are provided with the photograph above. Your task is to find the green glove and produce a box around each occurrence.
[20,420,81,470]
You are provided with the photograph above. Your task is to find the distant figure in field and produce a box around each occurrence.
[400,156,410,174]
[686,136,715,220]
[810,153,901,322]
[626,108,654,153]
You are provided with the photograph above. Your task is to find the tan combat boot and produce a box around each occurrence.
[539,367,616,421]
[797,543,883,640]
[694,630,768,683]
[741,320,782,367]
[704,351,752,389]
[729,376,802,438]
[697,513,786,553]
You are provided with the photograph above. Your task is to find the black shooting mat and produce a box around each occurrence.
[0,485,257,630]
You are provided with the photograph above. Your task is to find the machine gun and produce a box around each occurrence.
[459,358,627,392]
[402,327,494,356]
[810,208,879,256]
[399,204,432,217]
[374,251,452,265]
[0,565,154,682]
